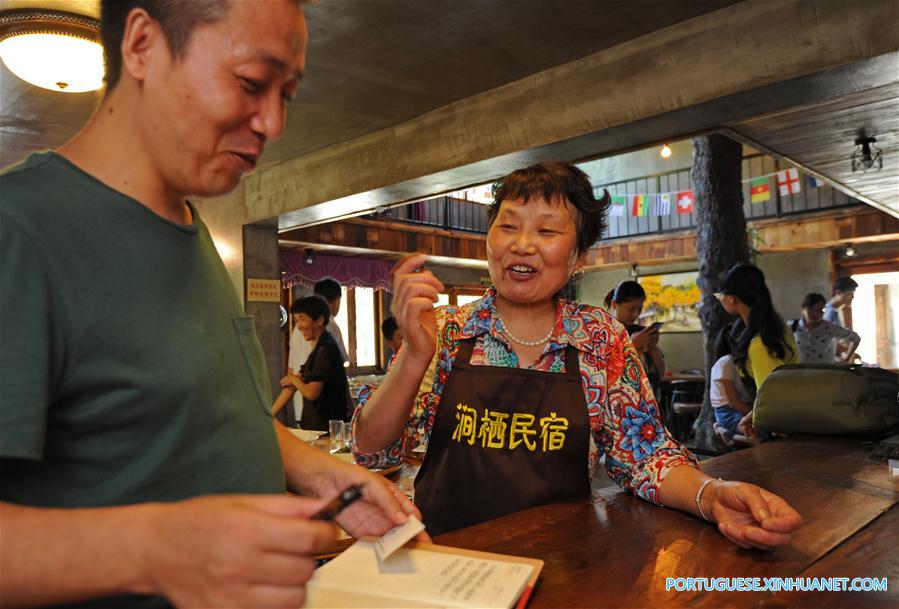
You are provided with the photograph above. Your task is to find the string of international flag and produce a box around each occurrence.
[603,168,827,217]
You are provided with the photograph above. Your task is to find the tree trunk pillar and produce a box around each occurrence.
[691,134,750,451]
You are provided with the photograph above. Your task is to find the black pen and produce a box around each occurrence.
[312,484,364,521]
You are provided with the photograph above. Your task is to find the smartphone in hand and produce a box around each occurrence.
[648,321,664,332]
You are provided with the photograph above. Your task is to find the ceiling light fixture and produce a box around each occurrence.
[660,144,672,159]
[851,135,882,173]
[0,9,103,93]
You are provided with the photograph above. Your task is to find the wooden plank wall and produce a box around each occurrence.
[589,207,899,267]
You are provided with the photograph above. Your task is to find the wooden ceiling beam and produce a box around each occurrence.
[279,218,487,261]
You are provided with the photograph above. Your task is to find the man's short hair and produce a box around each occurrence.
[381,316,399,340]
[801,293,826,309]
[314,279,342,303]
[290,296,330,324]
[832,276,858,294]
[101,0,232,92]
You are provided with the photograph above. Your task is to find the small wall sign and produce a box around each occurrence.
[247,278,281,302]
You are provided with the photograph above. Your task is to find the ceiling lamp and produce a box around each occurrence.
[660,144,672,159]
[0,9,103,93]
[851,135,882,173]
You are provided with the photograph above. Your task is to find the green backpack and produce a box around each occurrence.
[754,364,899,435]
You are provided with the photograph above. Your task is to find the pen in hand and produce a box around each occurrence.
[312,484,364,521]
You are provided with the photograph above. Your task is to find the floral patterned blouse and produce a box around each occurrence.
[351,287,697,505]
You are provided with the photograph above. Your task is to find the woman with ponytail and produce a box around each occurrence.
[714,264,799,388]
[604,281,666,388]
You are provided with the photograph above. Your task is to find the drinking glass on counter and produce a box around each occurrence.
[329,420,346,453]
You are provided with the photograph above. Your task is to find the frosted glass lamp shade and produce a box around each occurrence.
[0,10,103,93]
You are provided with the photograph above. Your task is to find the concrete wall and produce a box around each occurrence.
[578,142,757,186]
[579,141,694,185]
[756,249,832,322]
[579,249,833,372]
[580,260,706,372]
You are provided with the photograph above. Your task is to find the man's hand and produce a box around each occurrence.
[141,495,336,608]
[276,425,430,542]
[305,458,430,542]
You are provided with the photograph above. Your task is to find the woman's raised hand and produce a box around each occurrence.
[391,254,444,367]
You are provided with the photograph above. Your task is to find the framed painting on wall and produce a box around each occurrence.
[637,271,702,333]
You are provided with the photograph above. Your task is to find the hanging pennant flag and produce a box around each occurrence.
[632,195,650,217]
[653,193,671,216]
[776,168,801,196]
[609,195,626,217]
[749,177,770,203]
[676,191,694,214]
[807,175,825,189]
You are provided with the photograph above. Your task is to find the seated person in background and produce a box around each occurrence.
[352,160,801,547]
[792,293,860,364]
[823,276,858,327]
[381,316,404,363]
[603,280,666,388]
[710,325,755,444]
[281,297,353,430]
[715,264,799,390]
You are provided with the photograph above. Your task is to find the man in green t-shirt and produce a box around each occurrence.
[0,1,420,608]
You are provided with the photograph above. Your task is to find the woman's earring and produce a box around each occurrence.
[572,267,585,281]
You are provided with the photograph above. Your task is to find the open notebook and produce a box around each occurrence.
[305,539,543,609]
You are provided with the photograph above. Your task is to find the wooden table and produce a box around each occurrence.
[435,436,899,608]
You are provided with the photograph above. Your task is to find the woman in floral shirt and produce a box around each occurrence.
[353,161,801,546]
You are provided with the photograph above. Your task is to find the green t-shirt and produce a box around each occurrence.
[0,153,286,606]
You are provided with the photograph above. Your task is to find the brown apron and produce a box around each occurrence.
[415,337,591,536]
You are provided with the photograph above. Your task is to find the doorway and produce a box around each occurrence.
[851,271,899,369]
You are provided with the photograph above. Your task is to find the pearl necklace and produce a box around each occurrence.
[499,316,554,346]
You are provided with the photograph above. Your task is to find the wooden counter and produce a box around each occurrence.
[435,436,899,608]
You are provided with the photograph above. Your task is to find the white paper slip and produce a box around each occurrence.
[288,428,325,443]
[374,515,425,561]
[306,539,536,609]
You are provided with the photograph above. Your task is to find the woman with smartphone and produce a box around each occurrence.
[604,281,667,388]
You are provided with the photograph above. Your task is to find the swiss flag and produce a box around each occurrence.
[676,191,694,214]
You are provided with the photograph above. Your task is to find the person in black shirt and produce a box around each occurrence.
[281,296,353,430]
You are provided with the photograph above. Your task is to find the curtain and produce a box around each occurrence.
[281,251,393,292]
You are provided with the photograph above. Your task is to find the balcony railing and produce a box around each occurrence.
[386,154,864,239]
[597,154,864,240]
[393,196,490,233]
